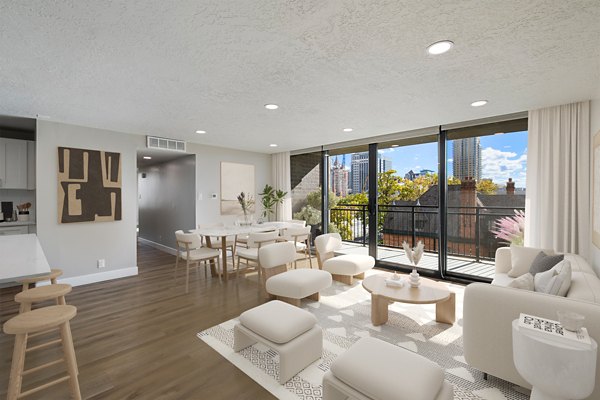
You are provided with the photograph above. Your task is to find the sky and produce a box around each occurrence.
[374,130,528,187]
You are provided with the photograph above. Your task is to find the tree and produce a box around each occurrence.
[476,179,499,195]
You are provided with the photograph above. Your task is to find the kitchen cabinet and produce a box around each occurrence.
[27,140,35,189]
[0,225,28,236]
[0,138,28,189]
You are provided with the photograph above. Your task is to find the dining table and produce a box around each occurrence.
[0,234,52,288]
[192,221,304,281]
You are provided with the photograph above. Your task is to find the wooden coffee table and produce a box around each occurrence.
[362,273,455,326]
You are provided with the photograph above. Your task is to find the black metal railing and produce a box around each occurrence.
[329,204,524,262]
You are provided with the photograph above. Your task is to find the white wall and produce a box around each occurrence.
[35,120,272,284]
[36,120,144,282]
[590,98,600,275]
[187,142,271,227]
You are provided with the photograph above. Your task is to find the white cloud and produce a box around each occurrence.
[481,147,527,187]
[503,145,511,149]
[447,158,453,162]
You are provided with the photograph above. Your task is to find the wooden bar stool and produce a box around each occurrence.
[3,305,81,400]
[15,283,72,313]
[18,268,63,291]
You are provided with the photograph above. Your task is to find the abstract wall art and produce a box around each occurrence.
[58,147,122,223]
[594,131,600,248]
[220,162,255,215]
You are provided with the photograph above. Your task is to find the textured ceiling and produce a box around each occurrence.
[1,1,599,153]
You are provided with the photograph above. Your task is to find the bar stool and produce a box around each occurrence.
[15,283,72,313]
[3,305,81,400]
[18,268,63,291]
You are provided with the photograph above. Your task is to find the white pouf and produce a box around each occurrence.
[323,337,453,400]
[234,300,322,384]
[266,269,332,306]
[323,254,374,285]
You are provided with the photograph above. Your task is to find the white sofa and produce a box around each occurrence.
[463,247,600,400]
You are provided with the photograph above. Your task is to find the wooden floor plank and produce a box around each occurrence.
[0,242,278,399]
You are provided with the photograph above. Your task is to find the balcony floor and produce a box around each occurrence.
[337,241,495,280]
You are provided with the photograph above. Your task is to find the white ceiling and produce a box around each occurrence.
[1,1,599,153]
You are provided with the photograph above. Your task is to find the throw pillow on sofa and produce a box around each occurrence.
[529,252,564,276]
[534,260,572,296]
[508,273,534,291]
[509,245,551,277]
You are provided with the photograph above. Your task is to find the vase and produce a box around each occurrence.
[409,267,420,288]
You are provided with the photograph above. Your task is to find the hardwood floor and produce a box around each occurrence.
[0,242,278,399]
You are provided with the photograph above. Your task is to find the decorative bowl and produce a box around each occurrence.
[557,310,585,332]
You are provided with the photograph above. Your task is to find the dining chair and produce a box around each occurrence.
[198,223,237,270]
[175,230,221,292]
[284,219,307,227]
[235,230,279,279]
[279,225,313,269]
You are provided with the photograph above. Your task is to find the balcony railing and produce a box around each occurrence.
[329,204,524,262]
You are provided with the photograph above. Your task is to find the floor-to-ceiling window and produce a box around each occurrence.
[291,117,528,282]
[444,119,528,280]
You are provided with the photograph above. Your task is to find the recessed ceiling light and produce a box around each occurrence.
[143,156,152,160]
[343,128,353,132]
[470,100,488,107]
[196,130,206,134]
[391,144,399,148]
[426,40,454,55]
[264,104,279,110]
[269,144,278,147]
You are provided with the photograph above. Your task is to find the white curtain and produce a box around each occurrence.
[525,101,590,256]
[272,152,292,221]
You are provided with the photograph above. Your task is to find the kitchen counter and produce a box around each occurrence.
[0,233,50,285]
[0,220,36,227]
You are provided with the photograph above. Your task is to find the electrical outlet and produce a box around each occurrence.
[97,259,106,268]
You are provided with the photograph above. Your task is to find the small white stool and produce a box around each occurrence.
[512,319,598,400]
[266,269,332,306]
[234,300,322,384]
[323,337,453,400]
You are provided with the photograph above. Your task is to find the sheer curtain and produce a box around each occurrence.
[525,101,590,256]
[272,152,292,221]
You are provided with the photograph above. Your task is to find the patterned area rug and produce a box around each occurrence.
[197,272,529,400]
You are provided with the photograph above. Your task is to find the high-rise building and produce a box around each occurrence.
[330,157,349,197]
[350,152,393,193]
[452,137,481,181]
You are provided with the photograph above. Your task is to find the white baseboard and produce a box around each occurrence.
[137,237,177,256]
[39,266,139,288]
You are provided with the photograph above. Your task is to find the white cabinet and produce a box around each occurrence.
[0,138,28,189]
[27,140,35,189]
[0,226,28,236]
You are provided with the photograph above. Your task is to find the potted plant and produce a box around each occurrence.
[259,184,287,221]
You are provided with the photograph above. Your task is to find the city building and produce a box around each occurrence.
[453,137,481,181]
[330,156,349,197]
[405,169,436,180]
[351,152,392,193]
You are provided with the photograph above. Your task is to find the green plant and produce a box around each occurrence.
[259,184,287,221]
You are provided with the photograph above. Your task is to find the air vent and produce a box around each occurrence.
[146,136,186,152]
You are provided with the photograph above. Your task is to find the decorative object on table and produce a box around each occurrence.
[403,240,424,287]
[519,313,590,344]
[385,271,405,287]
[220,162,255,216]
[57,147,122,223]
[237,192,255,225]
[556,310,586,332]
[16,202,31,222]
[258,184,287,221]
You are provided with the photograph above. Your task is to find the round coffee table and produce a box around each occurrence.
[362,273,455,326]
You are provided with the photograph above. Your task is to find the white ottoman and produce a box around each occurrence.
[266,269,332,307]
[323,254,374,285]
[234,300,322,384]
[323,337,453,400]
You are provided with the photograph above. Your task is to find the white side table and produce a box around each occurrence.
[512,319,597,400]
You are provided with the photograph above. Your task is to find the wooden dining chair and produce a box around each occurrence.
[279,225,313,269]
[198,223,237,270]
[175,230,221,292]
[235,231,279,279]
